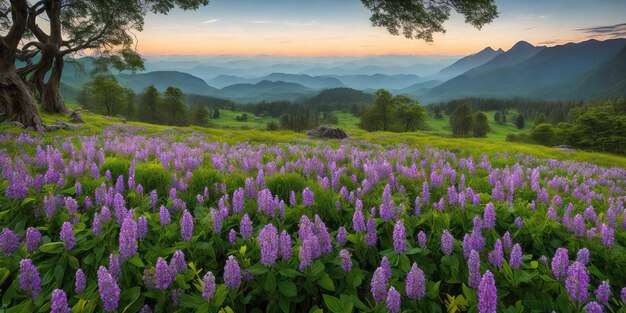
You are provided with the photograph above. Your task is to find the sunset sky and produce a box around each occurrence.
[137,0,626,56]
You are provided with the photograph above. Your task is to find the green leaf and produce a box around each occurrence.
[68,255,80,269]
[316,273,335,291]
[278,280,297,297]
[278,267,302,278]
[40,242,64,254]
[127,256,145,268]
[212,285,228,308]
[323,294,352,313]
[0,268,10,286]
[264,271,277,292]
[247,263,268,275]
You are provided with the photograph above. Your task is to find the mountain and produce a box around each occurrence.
[219,80,315,103]
[208,73,344,89]
[435,47,503,80]
[304,88,374,106]
[466,41,544,74]
[565,45,626,99]
[396,80,443,98]
[116,71,219,95]
[327,74,423,90]
[422,38,626,102]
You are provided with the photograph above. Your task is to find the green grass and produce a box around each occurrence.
[2,108,625,168]
[424,110,528,140]
[209,109,278,130]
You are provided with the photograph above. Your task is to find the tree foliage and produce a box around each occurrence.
[472,111,490,137]
[515,114,525,129]
[361,0,498,42]
[360,89,425,132]
[449,102,473,137]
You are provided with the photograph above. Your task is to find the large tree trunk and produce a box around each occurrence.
[0,59,44,129]
[40,55,68,114]
[0,0,44,129]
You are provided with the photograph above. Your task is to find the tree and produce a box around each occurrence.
[494,111,502,124]
[86,75,127,116]
[395,97,426,132]
[433,106,443,119]
[449,102,473,137]
[501,110,507,123]
[515,114,525,129]
[534,113,547,125]
[530,123,559,146]
[361,0,498,42]
[163,86,186,126]
[0,0,43,129]
[123,89,136,119]
[213,108,220,119]
[14,0,208,114]
[190,105,210,127]
[360,89,395,131]
[472,112,490,137]
[139,86,161,124]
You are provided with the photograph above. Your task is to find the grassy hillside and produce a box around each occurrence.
[2,108,625,168]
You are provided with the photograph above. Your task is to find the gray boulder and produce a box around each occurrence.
[69,110,85,123]
[306,125,348,140]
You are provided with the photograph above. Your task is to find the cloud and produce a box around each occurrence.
[201,18,219,24]
[247,20,317,27]
[576,22,626,38]
[518,13,551,20]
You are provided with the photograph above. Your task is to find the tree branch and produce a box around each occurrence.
[61,23,109,55]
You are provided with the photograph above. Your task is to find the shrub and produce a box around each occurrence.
[100,157,131,180]
[265,173,307,201]
[134,163,170,196]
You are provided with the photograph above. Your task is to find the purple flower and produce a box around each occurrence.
[137,216,148,239]
[379,184,394,221]
[595,280,610,307]
[150,190,158,209]
[75,268,87,293]
[159,206,170,226]
[600,224,614,247]
[502,231,511,251]
[483,203,496,229]
[154,257,173,289]
[417,231,427,248]
[339,249,352,272]
[478,270,497,313]
[24,227,41,253]
[509,243,522,270]
[228,229,237,244]
[365,218,377,247]
[119,217,138,260]
[259,224,279,266]
[232,188,244,213]
[202,271,216,302]
[393,220,406,253]
[279,230,292,261]
[180,209,194,241]
[441,230,454,256]
[381,256,391,282]
[210,208,222,234]
[60,222,76,250]
[50,289,70,313]
[224,255,241,289]
[0,227,20,256]
[371,267,388,303]
[170,250,187,274]
[572,214,586,237]
[576,248,590,265]
[386,286,401,313]
[621,287,626,303]
[19,259,41,298]
[302,187,314,207]
[406,262,426,300]
[336,226,348,245]
[352,209,366,232]
[584,301,603,313]
[565,261,589,303]
[97,266,120,312]
[488,239,503,269]
[552,248,569,281]
[92,213,102,236]
[468,249,482,288]
[139,305,152,313]
[109,254,121,280]
[240,214,253,240]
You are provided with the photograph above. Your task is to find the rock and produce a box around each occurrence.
[69,110,85,123]
[46,120,79,131]
[306,125,349,140]
[1,120,25,128]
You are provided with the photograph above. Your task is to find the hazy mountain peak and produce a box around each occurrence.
[510,40,535,50]
[479,47,496,53]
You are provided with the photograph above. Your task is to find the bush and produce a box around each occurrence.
[101,157,131,180]
[187,168,222,201]
[134,163,171,196]
[266,121,279,131]
[265,173,307,201]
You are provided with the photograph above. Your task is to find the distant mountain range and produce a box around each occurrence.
[56,38,626,105]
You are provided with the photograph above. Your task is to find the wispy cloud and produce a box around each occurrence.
[576,22,626,38]
[518,13,552,20]
[201,18,220,24]
[247,20,317,27]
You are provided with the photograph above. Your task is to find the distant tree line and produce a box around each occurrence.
[79,76,211,127]
[505,99,626,154]
[448,103,491,138]
[431,97,583,125]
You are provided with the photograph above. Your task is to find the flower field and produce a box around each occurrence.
[1,125,626,313]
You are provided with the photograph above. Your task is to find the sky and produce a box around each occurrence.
[136,0,626,56]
